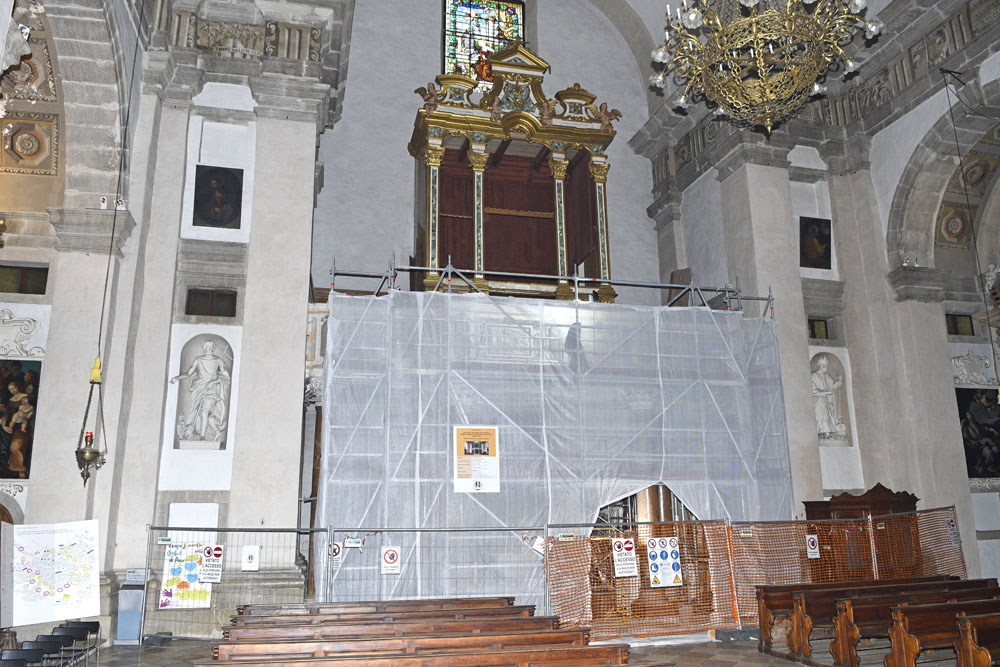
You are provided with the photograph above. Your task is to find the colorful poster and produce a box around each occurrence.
[611,537,638,577]
[159,543,211,609]
[8,519,100,626]
[453,426,500,493]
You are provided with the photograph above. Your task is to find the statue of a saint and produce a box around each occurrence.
[812,355,847,440]
[171,340,231,442]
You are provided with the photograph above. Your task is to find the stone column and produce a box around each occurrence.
[549,157,572,300]
[717,149,822,517]
[421,144,445,291]
[468,149,490,292]
[589,161,616,302]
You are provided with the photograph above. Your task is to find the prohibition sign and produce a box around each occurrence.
[613,540,624,552]
[383,548,399,564]
[806,536,818,551]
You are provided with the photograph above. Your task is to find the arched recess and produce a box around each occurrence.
[885,77,1000,269]
[0,490,24,524]
[586,0,660,115]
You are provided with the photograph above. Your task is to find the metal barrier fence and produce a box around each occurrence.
[326,527,548,613]
[546,506,967,640]
[139,508,965,641]
[140,526,325,640]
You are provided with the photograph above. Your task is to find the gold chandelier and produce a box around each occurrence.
[649,0,882,131]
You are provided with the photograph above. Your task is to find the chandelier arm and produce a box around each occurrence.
[75,383,97,451]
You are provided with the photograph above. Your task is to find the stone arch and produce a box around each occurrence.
[885,77,1000,269]
[586,0,660,115]
[0,490,25,524]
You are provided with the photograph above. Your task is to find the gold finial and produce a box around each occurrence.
[90,357,102,384]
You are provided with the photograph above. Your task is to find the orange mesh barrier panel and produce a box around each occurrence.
[545,508,966,640]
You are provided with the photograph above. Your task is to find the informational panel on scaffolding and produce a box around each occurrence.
[647,536,682,588]
[611,538,638,577]
[453,425,499,493]
[0,519,101,627]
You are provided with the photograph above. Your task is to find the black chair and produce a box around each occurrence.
[32,635,73,664]
[17,642,58,666]
[0,648,44,665]
[65,622,101,664]
[0,659,27,667]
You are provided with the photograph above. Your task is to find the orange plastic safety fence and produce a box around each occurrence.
[545,508,966,641]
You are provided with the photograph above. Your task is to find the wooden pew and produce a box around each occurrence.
[224,616,559,642]
[213,628,590,661]
[885,599,1000,667]
[195,642,633,666]
[239,597,515,616]
[756,575,950,650]
[831,587,1000,667]
[788,577,996,656]
[231,605,536,626]
[954,614,1000,667]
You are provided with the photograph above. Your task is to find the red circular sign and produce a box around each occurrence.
[213,546,223,558]
[807,537,818,549]
[613,541,624,552]
[623,539,634,552]
[384,549,398,564]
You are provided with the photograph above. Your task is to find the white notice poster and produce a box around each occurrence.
[241,545,260,572]
[805,534,820,559]
[381,546,401,575]
[453,426,500,493]
[9,519,101,626]
[646,536,683,588]
[199,545,224,582]
[611,538,638,577]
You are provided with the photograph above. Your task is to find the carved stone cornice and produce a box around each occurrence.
[143,52,204,107]
[888,266,981,302]
[249,75,330,129]
[713,135,793,182]
[49,208,136,257]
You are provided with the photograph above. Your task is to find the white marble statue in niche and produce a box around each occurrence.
[171,334,232,449]
[811,353,851,444]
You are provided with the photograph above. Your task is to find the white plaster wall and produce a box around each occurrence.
[680,168,727,288]
[972,492,1000,531]
[312,0,658,304]
[979,539,1000,579]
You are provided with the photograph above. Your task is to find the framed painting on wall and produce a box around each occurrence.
[956,387,1000,477]
[800,216,832,270]
[0,359,41,479]
[193,165,243,229]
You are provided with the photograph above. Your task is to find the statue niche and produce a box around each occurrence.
[810,352,852,445]
[171,333,233,450]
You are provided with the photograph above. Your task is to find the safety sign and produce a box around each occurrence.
[241,545,260,572]
[805,534,820,559]
[381,546,401,575]
[329,541,342,567]
[611,537,638,577]
[646,536,682,587]
[200,545,224,583]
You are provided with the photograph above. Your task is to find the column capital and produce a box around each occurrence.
[589,162,610,183]
[713,139,792,182]
[468,151,489,172]
[548,158,569,180]
[249,75,331,129]
[424,145,445,167]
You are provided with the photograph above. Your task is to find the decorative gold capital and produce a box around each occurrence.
[589,162,610,183]
[424,146,445,167]
[468,151,490,172]
[549,159,569,180]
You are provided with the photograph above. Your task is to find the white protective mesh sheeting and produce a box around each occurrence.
[317,290,793,601]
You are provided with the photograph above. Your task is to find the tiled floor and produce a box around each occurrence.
[96,638,793,665]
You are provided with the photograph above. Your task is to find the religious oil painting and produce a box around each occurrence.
[800,216,832,269]
[0,359,41,479]
[444,0,523,93]
[193,165,243,229]
[171,333,233,450]
[956,388,1000,478]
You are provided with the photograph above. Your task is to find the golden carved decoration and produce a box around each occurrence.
[424,146,445,167]
[468,151,490,171]
[589,162,610,183]
[548,159,569,180]
[484,207,553,219]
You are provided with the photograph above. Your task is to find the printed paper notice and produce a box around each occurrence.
[159,543,211,609]
[199,545,224,583]
[646,536,683,588]
[381,546,401,575]
[453,426,499,493]
[805,534,820,559]
[10,519,101,626]
[611,538,638,577]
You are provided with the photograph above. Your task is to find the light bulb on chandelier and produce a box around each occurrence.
[650,0,883,131]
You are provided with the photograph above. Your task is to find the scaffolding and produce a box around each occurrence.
[316,263,792,603]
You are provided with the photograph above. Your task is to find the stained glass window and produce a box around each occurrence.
[444,0,524,93]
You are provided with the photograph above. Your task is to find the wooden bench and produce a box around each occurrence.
[955,613,1000,667]
[224,616,559,642]
[756,575,949,650]
[830,586,1000,667]
[213,628,590,661]
[788,577,996,657]
[885,599,1000,667]
[231,605,537,626]
[195,642,633,666]
[239,597,515,616]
